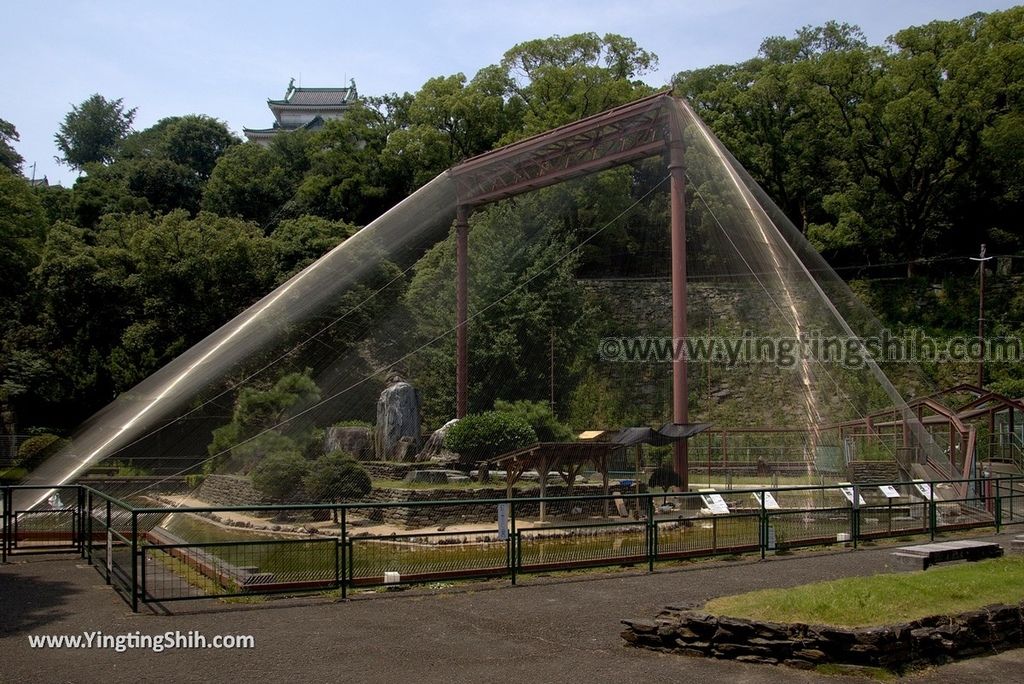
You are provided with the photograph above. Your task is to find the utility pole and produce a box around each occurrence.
[970,244,993,388]
[549,327,555,411]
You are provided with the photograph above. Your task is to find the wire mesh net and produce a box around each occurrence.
[17,96,951,546]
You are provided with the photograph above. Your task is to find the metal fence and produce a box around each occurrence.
[2,475,1022,612]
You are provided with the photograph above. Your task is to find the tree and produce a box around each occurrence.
[270,215,357,274]
[444,411,537,462]
[122,115,239,179]
[0,119,23,174]
[674,22,867,236]
[0,169,48,430]
[123,157,202,214]
[500,33,657,137]
[296,103,407,224]
[0,167,47,331]
[207,370,321,473]
[55,94,136,169]
[493,399,573,442]
[405,199,593,425]
[251,449,309,504]
[303,451,371,520]
[203,143,293,225]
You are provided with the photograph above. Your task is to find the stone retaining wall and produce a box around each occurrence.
[360,484,608,528]
[192,474,616,528]
[622,604,1024,672]
[194,474,270,506]
[361,462,419,480]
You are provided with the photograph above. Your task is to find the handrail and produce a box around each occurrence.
[3,473,1017,612]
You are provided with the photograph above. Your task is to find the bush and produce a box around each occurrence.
[251,450,309,503]
[444,411,538,461]
[303,451,372,503]
[16,434,69,471]
[493,399,572,442]
[333,419,373,429]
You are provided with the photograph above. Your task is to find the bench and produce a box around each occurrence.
[1011,536,1024,554]
[891,540,1003,571]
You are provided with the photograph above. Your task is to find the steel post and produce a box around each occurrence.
[131,511,138,612]
[456,206,470,418]
[668,129,689,490]
[340,506,347,599]
[2,487,8,563]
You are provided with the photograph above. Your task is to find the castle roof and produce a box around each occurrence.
[268,86,358,108]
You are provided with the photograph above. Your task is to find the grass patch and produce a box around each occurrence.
[705,556,1024,627]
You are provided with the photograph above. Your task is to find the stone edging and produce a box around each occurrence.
[621,603,1024,671]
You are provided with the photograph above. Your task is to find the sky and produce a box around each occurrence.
[3,0,1019,186]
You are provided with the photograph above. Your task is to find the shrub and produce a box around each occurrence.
[16,434,69,471]
[493,399,572,442]
[250,450,309,503]
[333,419,373,429]
[444,411,537,461]
[304,451,372,503]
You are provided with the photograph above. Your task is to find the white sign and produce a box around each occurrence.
[913,480,933,500]
[699,491,730,515]
[767,525,777,550]
[752,491,780,510]
[878,485,901,499]
[497,503,509,541]
[838,484,866,506]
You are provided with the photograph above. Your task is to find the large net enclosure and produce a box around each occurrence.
[18,93,953,514]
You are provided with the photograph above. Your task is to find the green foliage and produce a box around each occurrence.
[203,143,294,225]
[0,168,46,333]
[0,119,24,174]
[4,17,1024,441]
[444,411,537,461]
[501,33,657,137]
[16,434,68,470]
[675,10,1024,266]
[250,449,309,503]
[493,399,572,442]
[122,115,239,179]
[303,451,372,502]
[207,370,321,473]
[406,199,594,426]
[270,216,357,274]
[333,419,373,428]
[55,94,136,169]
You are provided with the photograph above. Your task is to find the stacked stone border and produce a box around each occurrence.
[621,603,1024,672]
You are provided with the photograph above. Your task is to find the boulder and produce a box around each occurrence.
[418,418,459,461]
[375,378,421,461]
[323,426,373,460]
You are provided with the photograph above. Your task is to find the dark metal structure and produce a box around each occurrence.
[447,91,697,486]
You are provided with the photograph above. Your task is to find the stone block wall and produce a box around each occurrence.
[194,474,268,506]
[191,475,612,528]
[356,484,606,528]
[622,604,1024,671]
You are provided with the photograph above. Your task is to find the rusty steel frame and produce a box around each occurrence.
[445,91,694,484]
[449,90,673,208]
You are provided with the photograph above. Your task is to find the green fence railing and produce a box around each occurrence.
[2,475,1022,612]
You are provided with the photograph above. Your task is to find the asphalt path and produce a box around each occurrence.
[2,531,1023,683]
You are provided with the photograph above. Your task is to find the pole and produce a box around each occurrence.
[970,244,992,389]
[668,128,689,491]
[455,206,470,418]
[549,327,555,411]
